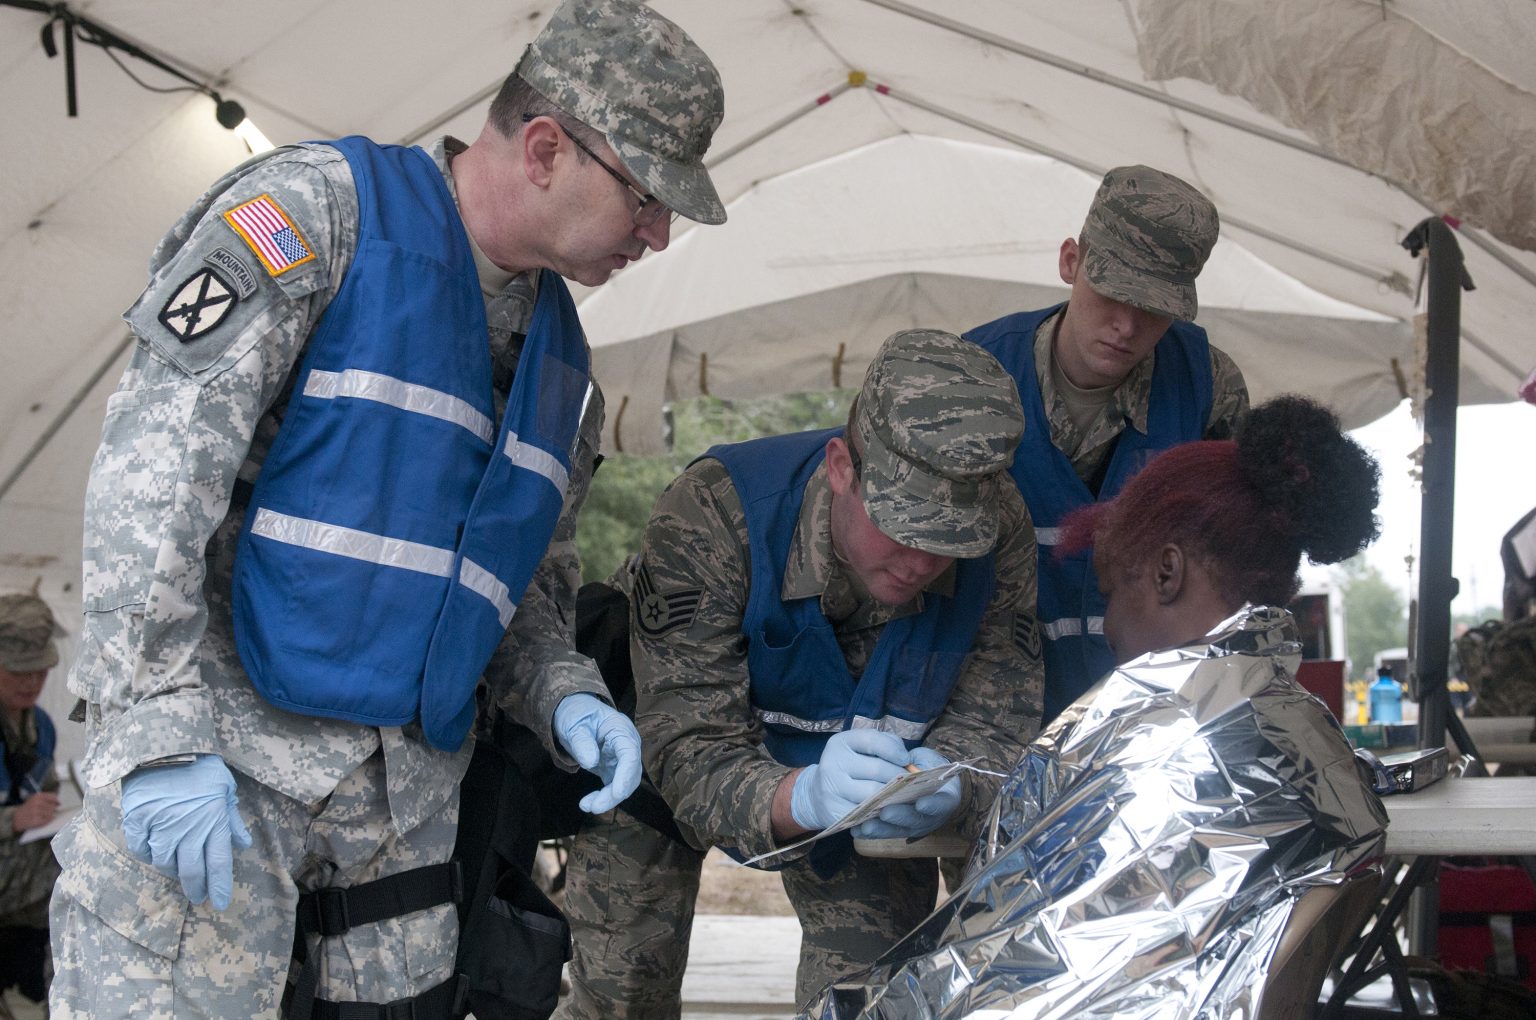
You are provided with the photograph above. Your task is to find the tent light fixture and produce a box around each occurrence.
[3,0,256,135]
[214,96,247,131]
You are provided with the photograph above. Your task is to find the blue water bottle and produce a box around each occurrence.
[1369,665,1403,724]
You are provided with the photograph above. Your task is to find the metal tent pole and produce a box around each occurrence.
[1400,216,1474,956]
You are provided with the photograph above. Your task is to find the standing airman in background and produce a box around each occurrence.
[966,165,1249,724]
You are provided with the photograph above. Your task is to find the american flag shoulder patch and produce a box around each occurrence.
[222,194,316,277]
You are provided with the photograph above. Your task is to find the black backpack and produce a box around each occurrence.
[451,581,684,1020]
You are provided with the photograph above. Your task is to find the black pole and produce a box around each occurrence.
[1402,218,1468,741]
[1399,216,1474,957]
[62,14,76,117]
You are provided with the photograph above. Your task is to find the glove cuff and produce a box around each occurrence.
[789,765,821,831]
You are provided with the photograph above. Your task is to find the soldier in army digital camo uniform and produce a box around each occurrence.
[557,330,1046,1017]
[49,3,725,1018]
[0,593,66,1011]
[965,165,1250,725]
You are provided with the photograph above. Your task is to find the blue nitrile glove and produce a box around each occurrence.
[120,754,253,911]
[850,746,964,840]
[790,729,910,832]
[553,693,643,814]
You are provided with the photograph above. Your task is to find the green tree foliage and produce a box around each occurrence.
[1334,556,1408,679]
[576,389,855,583]
[574,454,679,585]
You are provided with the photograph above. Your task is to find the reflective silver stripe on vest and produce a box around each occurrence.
[1035,527,1062,547]
[250,508,455,576]
[504,431,570,495]
[305,369,494,445]
[850,714,933,741]
[1040,616,1106,640]
[752,710,932,742]
[460,557,516,629]
[755,710,842,733]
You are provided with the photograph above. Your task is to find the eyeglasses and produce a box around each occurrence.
[523,114,679,227]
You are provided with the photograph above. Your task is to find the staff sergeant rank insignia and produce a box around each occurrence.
[634,561,702,638]
[158,267,238,342]
[1014,612,1042,660]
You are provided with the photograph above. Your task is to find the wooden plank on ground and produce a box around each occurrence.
[682,914,799,1019]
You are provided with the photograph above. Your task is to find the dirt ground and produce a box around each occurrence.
[696,849,797,916]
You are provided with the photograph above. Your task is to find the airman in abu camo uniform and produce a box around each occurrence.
[559,328,1046,1016]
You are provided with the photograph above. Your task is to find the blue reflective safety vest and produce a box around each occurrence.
[707,430,995,769]
[966,305,1211,724]
[0,707,54,806]
[233,135,590,752]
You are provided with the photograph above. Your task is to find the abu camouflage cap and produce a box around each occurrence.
[516,0,726,224]
[1079,165,1219,321]
[0,593,61,673]
[854,330,1024,559]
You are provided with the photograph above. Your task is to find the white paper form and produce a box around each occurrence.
[744,759,986,866]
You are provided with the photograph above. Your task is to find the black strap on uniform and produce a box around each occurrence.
[309,975,463,1020]
[286,862,464,1020]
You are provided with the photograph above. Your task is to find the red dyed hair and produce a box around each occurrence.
[1060,396,1380,608]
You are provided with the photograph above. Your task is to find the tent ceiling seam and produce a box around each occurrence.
[399,79,503,146]
[854,0,1352,169]
[1459,327,1527,385]
[706,2,896,168]
[705,78,856,169]
[779,0,855,69]
[1455,223,1536,291]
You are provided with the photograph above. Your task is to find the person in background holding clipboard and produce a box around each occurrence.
[0,591,65,1011]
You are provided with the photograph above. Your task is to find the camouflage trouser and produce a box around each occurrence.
[779,851,939,1005]
[557,808,706,1020]
[48,751,458,1019]
[557,807,942,1015]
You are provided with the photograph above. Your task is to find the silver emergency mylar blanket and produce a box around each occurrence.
[803,605,1387,1019]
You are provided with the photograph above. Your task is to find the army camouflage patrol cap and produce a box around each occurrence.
[1079,165,1219,321]
[517,0,726,224]
[0,593,61,672]
[853,330,1024,559]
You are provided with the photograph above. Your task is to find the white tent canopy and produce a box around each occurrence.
[3,1,1534,741]
[580,134,1410,454]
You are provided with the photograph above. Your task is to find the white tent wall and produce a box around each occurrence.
[3,1,1534,767]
